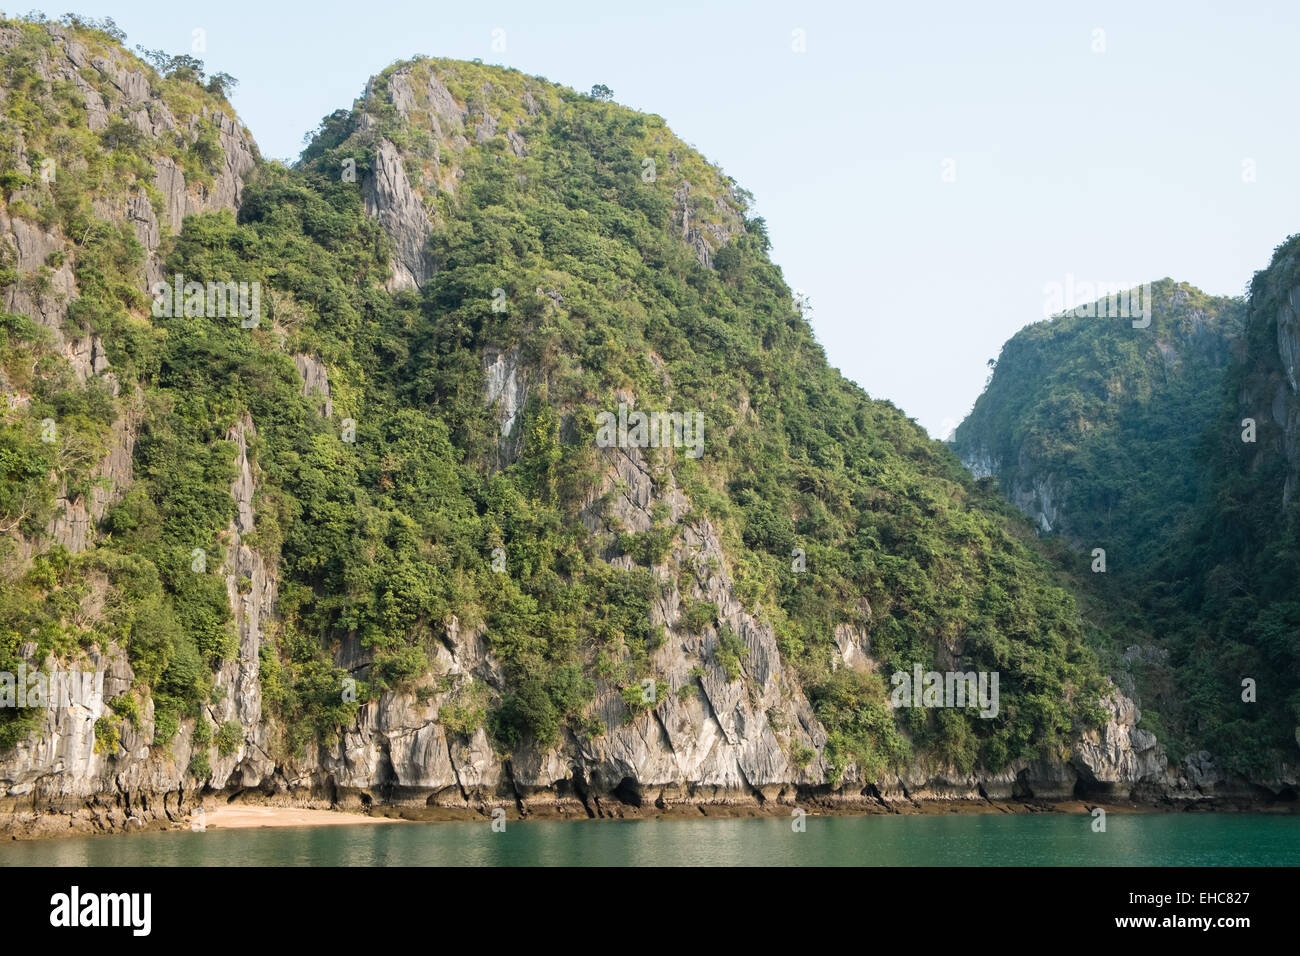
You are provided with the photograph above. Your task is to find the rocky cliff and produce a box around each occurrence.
[956,265,1300,783]
[2,22,1287,841]
[0,18,257,559]
[1233,242,1300,508]
[955,280,1244,564]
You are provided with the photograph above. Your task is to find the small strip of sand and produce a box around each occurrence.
[202,805,403,830]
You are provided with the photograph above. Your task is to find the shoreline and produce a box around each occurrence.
[5,792,1295,842]
[201,804,404,830]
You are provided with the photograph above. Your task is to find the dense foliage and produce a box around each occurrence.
[955,280,1244,571]
[958,268,1299,774]
[0,14,252,749]
[2,27,1110,777]
[1154,236,1300,774]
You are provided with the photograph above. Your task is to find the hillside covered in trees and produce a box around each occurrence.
[1,14,1289,834]
[956,266,1300,778]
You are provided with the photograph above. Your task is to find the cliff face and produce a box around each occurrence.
[957,262,1300,782]
[337,58,745,292]
[1276,286,1300,506]
[0,19,258,560]
[2,471,1182,837]
[1235,249,1300,508]
[1172,235,1300,772]
[2,26,1276,841]
[0,20,256,341]
[0,18,267,831]
[955,280,1244,563]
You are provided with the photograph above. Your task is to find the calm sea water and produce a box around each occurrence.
[2,813,1297,866]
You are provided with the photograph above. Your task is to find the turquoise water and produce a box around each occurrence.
[3,812,1298,866]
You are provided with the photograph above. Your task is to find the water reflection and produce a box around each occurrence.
[1,813,1296,867]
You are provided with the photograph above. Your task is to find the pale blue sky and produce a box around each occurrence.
[38,0,1300,436]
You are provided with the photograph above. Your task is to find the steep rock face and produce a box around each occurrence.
[483,345,526,438]
[1268,284,1300,505]
[384,65,467,149]
[958,264,1300,779]
[315,433,832,811]
[1071,691,1167,793]
[292,353,334,419]
[565,515,822,805]
[0,20,263,822]
[672,177,743,269]
[0,637,208,836]
[0,644,121,801]
[955,280,1243,554]
[0,22,257,320]
[317,621,507,808]
[1007,465,1065,534]
[960,446,1064,534]
[0,210,82,373]
[1223,261,1300,508]
[361,134,433,291]
[299,407,1171,813]
[277,438,1168,815]
[1,21,257,559]
[0,417,279,829]
[960,448,998,481]
[47,398,139,553]
[353,66,467,290]
[1273,286,1300,392]
[209,417,276,788]
[1171,242,1300,772]
[569,437,819,799]
[7,42,1285,839]
[333,58,745,292]
[2,391,1198,836]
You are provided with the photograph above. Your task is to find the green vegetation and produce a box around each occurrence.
[1155,236,1300,773]
[214,719,242,756]
[714,625,747,682]
[152,708,178,748]
[958,268,1300,774]
[956,280,1244,570]
[188,749,211,779]
[790,741,815,767]
[0,13,256,751]
[438,686,487,737]
[92,715,118,754]
[1,23,1113,781]
[108,691,140,730]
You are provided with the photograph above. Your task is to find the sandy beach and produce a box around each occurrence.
[201,805,404,830]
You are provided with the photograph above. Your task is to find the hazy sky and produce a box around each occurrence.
[47,0,1300,436]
